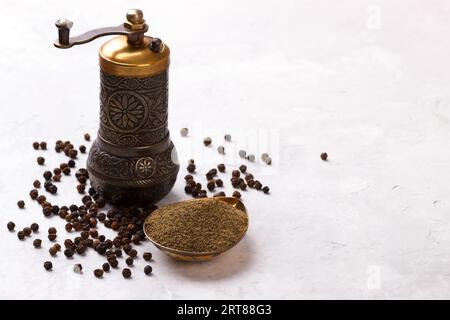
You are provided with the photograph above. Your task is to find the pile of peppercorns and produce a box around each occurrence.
[8,134,154,279]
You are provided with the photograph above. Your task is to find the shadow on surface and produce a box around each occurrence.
[161,237,254,280]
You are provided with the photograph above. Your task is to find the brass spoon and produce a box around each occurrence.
[143,197,248,261]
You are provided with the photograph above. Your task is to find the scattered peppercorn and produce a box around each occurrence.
[213,191,226,197]
[254,180,262,190]
[73,263,83,274]
[53,243,61,251]
[43,171,52,181]
[33,239,42,248]
[84,133,91,141]
[224,134,231,142]
[48,227,57,234]
[144,265,153,275]
[125,257,134,266]
[215,178,223,187]
[143,252,152,261]
[203,137,212,146]
[102,262,110,272]
[77,184,86,194]
[68,159,76,168]
[33,180,41,188]
[7,221,15,231]
[262,186,270,194]
[64,248,74,258]
[23,227,32,236]
[238,150,246,158]
[239,181,247,191]
[17,200,25,209]
[79,145,86,153]
[246,154,255,162]
[49,247,57,256]
[217,145,225,154]
[232,170,240,178]
[180,128,189,137]
[32,141,40,150]
[122,268,132,278]
[232,191,241,199]
[187,163,196,173]
[94,269,104,278]
[52,174,61,182]
[48,234,57,241]
[207,180,215,191]
[239,165,247,173]
[44,261,53,271]
[320,152,328,161]
[17,231,25,240]
[217,163,225,172]
[69,149,78,159]
[37,157,45,165]
[39,141,47,150]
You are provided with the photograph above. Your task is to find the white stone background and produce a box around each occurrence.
[0,0,450,299]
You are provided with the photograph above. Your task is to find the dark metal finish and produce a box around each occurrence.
[54,24,148,49]
[87,70,179,205]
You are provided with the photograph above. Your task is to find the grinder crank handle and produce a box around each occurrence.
[54,9,149,49]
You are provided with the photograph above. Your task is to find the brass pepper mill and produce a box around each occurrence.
[54,9,179,205]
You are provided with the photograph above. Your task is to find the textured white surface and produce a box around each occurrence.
[1,0,450,299]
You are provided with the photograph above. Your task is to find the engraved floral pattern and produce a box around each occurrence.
[136,157,155,178]
[108,93,146,130]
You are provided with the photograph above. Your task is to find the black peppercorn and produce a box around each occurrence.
[84,133,91,141]
[231,177,240,188]
[203,137,212,146]
[187,163,196,173]
[217,163,225,172]
[52,174,61,182]
[244,173,254,181]
[33,180,41,188]
[43,171,52,181]
[232,191,241,199]
[184,184,193,194]
[77,184,86,194]
[29,190,38,200]
[64,248,74,258]
[114,249,123,257]
[215,178,223,187]
[68,159,76,168]
[126,257,134,266]
[37,157,45,165]
[239,165,247,173]
[213,191,226,197]
[53,168,62,176]
[48,234,57,241]
[247,179,255,188]
[17,200,25,209]
[62,167,71,175]
[44,261,53,271]
[94,269,104,278]
[262,186,270,194]
[39,141,47,150]
[65,223,73,232]
[49,247,57,256]
[254,180,262,190]
[32,141,40,150]
[109,259,119,268]
[122,268,132,279]
[23,227,32,236]
[79,145,86,153]
[53,243,61,251]
[144,265,153,275]
[7,221,15,231]
[143,252,152,261]
[232,170,240,178]
[239,181,247,191]
[321,152,328,161]
[33,239,42,248]
[76,244,87,255]
[17,231,25,240]
[69,149,78,159]
[207,180,215,191]
[206,171,214,180]
[102,262,110,272]
[48,227,57,234]
[128,249,137,257]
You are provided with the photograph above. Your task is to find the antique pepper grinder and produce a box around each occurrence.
[54,9,179,205]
